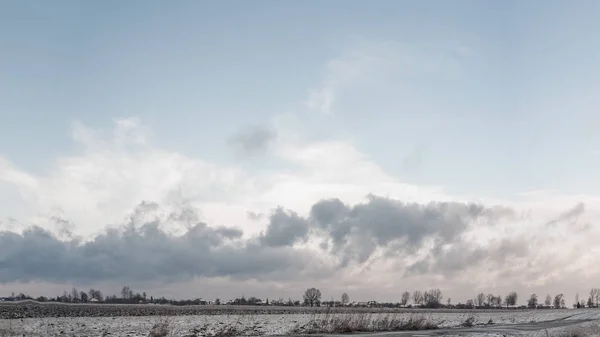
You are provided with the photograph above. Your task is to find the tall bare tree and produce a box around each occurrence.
[80,291,88,303]
[486,294,494,306]
[303,288,322,307]
[121,286,131,299]
[505,291,518,307]
[476,293,486,307]
[591,288,600,307]
[412,290,424,305]
[400,291,410,306]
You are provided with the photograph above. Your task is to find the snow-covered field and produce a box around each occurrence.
[2,309,600,337]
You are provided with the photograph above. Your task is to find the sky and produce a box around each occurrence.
[1,0,600,304]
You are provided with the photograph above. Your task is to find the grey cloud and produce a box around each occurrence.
[546,202,585,227]
[229,124,276,153]
[0,195,521,285]
[406,238,530,277]
[260,207,309,247]
[246,211,264,221]
[310,195,493,266]
[167,204,201,225]
[0,208,314,285]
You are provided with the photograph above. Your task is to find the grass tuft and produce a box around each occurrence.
[148,320,170,337]
[461,315,475,327]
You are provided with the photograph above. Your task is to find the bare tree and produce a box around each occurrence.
[121,286,130,299]
[412,290,424,305]
[303,288,322,307]
[341,293,349,305]
[553,294,564,309]
[591,288,600,307]
[400,291,410,306]
[486,294,494,306]
[71,288,79,302]
[545,294,552,306]
[575,293,579,307]
[493,295,502,307]
[447,298,451,306]
[80,291,88,303]
[88,289,103,302]
[424,289,443,308]
[505,291,518,307]
[476,293,486,307]
[527,294,538,309]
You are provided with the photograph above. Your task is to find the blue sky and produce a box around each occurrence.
[1,1,600,300]
[2,0,599,198]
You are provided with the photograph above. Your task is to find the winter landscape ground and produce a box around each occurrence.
[2,303,600,337]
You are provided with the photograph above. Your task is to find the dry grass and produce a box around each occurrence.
[148,320,171,337]
[461,315,475,327]
[556,326,600,337]
[291,311,438,334]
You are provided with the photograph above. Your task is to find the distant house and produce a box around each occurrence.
[89,298,99,303]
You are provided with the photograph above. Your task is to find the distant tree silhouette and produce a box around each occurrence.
[527,294,538,309]
[341,293,349,305]
[412,290,424,305]
[476,293,485,307]
[505,291,518,307]
[553,294,564,309]
[303,288,321,307]
[423,289,443,308]
[400,291,410,306]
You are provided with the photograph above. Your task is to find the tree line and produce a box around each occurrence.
[6,286,600,309]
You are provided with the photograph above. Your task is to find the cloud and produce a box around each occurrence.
[246,211,264,221]
[0,119,247,237]
[2,117,598,298]
[0,202,321,284]
[0,195,537,287]
[228,124,277,154]
[309,195,512,267]
[406,238,530,277]
[546,202,585,227]
[260,207,309,247]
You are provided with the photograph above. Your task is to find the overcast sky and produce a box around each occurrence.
[1,0,600,304]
